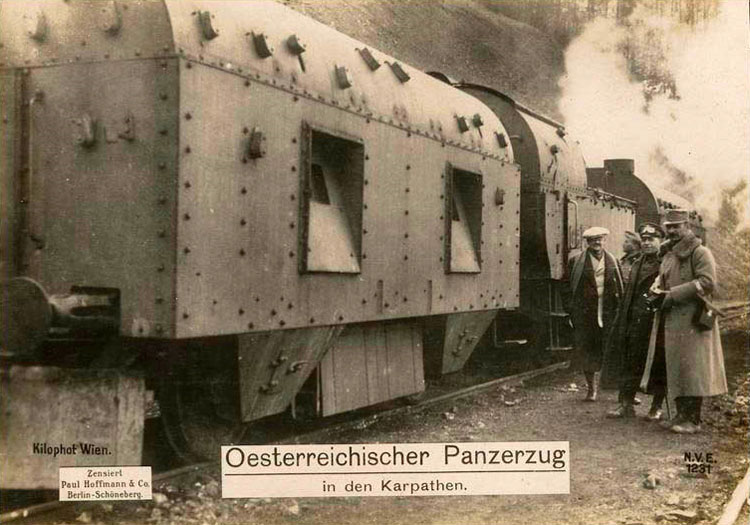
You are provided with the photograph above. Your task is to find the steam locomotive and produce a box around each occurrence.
[0,0,702,489]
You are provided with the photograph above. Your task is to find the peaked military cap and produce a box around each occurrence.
[663,209,689,225]
[624,230,641,244]
[582,226,610,239]
[638,222,665,239]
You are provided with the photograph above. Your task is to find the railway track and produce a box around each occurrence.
[0,360,569,523]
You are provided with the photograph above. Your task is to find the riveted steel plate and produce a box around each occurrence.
[174,60,520,338]
[423,310,499,376]
[0,69,20,282]
[17,60,179,337]
[0,0,174,67]
[164,0,512,159]
[237,326,342,422]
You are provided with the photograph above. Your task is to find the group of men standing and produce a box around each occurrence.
[566,209,727,434]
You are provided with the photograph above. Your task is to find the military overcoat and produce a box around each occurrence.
[601,253,660,390]
[640,232,727,404]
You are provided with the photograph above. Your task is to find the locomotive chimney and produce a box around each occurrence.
[603,158,635,177]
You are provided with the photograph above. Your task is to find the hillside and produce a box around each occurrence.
[285,0,565,120]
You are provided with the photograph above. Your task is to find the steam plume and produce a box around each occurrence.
[558,0,750,226]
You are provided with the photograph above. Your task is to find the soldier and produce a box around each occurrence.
[567,227,624,402]
[619,231,642,286]
[605,223,666,419]
[643,209,728,434]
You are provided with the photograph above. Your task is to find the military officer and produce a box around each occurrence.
[643,209,728,433]
[605,222,666,419]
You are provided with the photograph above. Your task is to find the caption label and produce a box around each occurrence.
[222,442,569,498]
[59,466,152,501]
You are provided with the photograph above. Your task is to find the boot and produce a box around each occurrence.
[584,372,599,402]
[670,421,702,434]
[620,392,641,405]
[646,394,665,421]
[660,413,687,429]
[607,402,635,418]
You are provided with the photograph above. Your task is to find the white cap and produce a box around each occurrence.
[582,226,610,239]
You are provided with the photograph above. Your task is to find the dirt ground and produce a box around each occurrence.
[40,327,749,525]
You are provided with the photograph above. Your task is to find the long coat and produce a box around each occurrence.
[568,249,623,331]
[619,252,640,287]
[601,253,660,390]
[567,249,623,371]
[640,232,727,409]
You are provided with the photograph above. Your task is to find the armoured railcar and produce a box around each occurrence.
[0,0,520,484]
[452,85,635,354]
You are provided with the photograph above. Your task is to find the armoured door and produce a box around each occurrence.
[17,60,178,337]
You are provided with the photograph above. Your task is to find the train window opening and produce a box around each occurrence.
[299,123,364,274]
[310,163,331,204]
[444,164,482,273]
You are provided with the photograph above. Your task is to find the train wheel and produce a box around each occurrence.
[157,344,249,463]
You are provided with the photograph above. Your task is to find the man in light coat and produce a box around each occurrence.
[567,227,624,402]
[641,209,728,434]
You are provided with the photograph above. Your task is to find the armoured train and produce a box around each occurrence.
[0,0,703,489]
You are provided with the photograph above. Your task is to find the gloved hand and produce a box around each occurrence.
[661,292,674,310]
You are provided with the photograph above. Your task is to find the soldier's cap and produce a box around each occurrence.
[663,209,689,226]
[582,226,610,239]
[638,222,665,239]
[624,231,641,244]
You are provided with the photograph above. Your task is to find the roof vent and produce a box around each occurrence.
[335,66,353,89]
[389,62,410,83]
[287,34,306,55]
[198,11,219,40]
[358,48,381,71]
[26,11,48,42]
[252,32,274,58]
[456,116,469,133]
[100,1,122,35]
